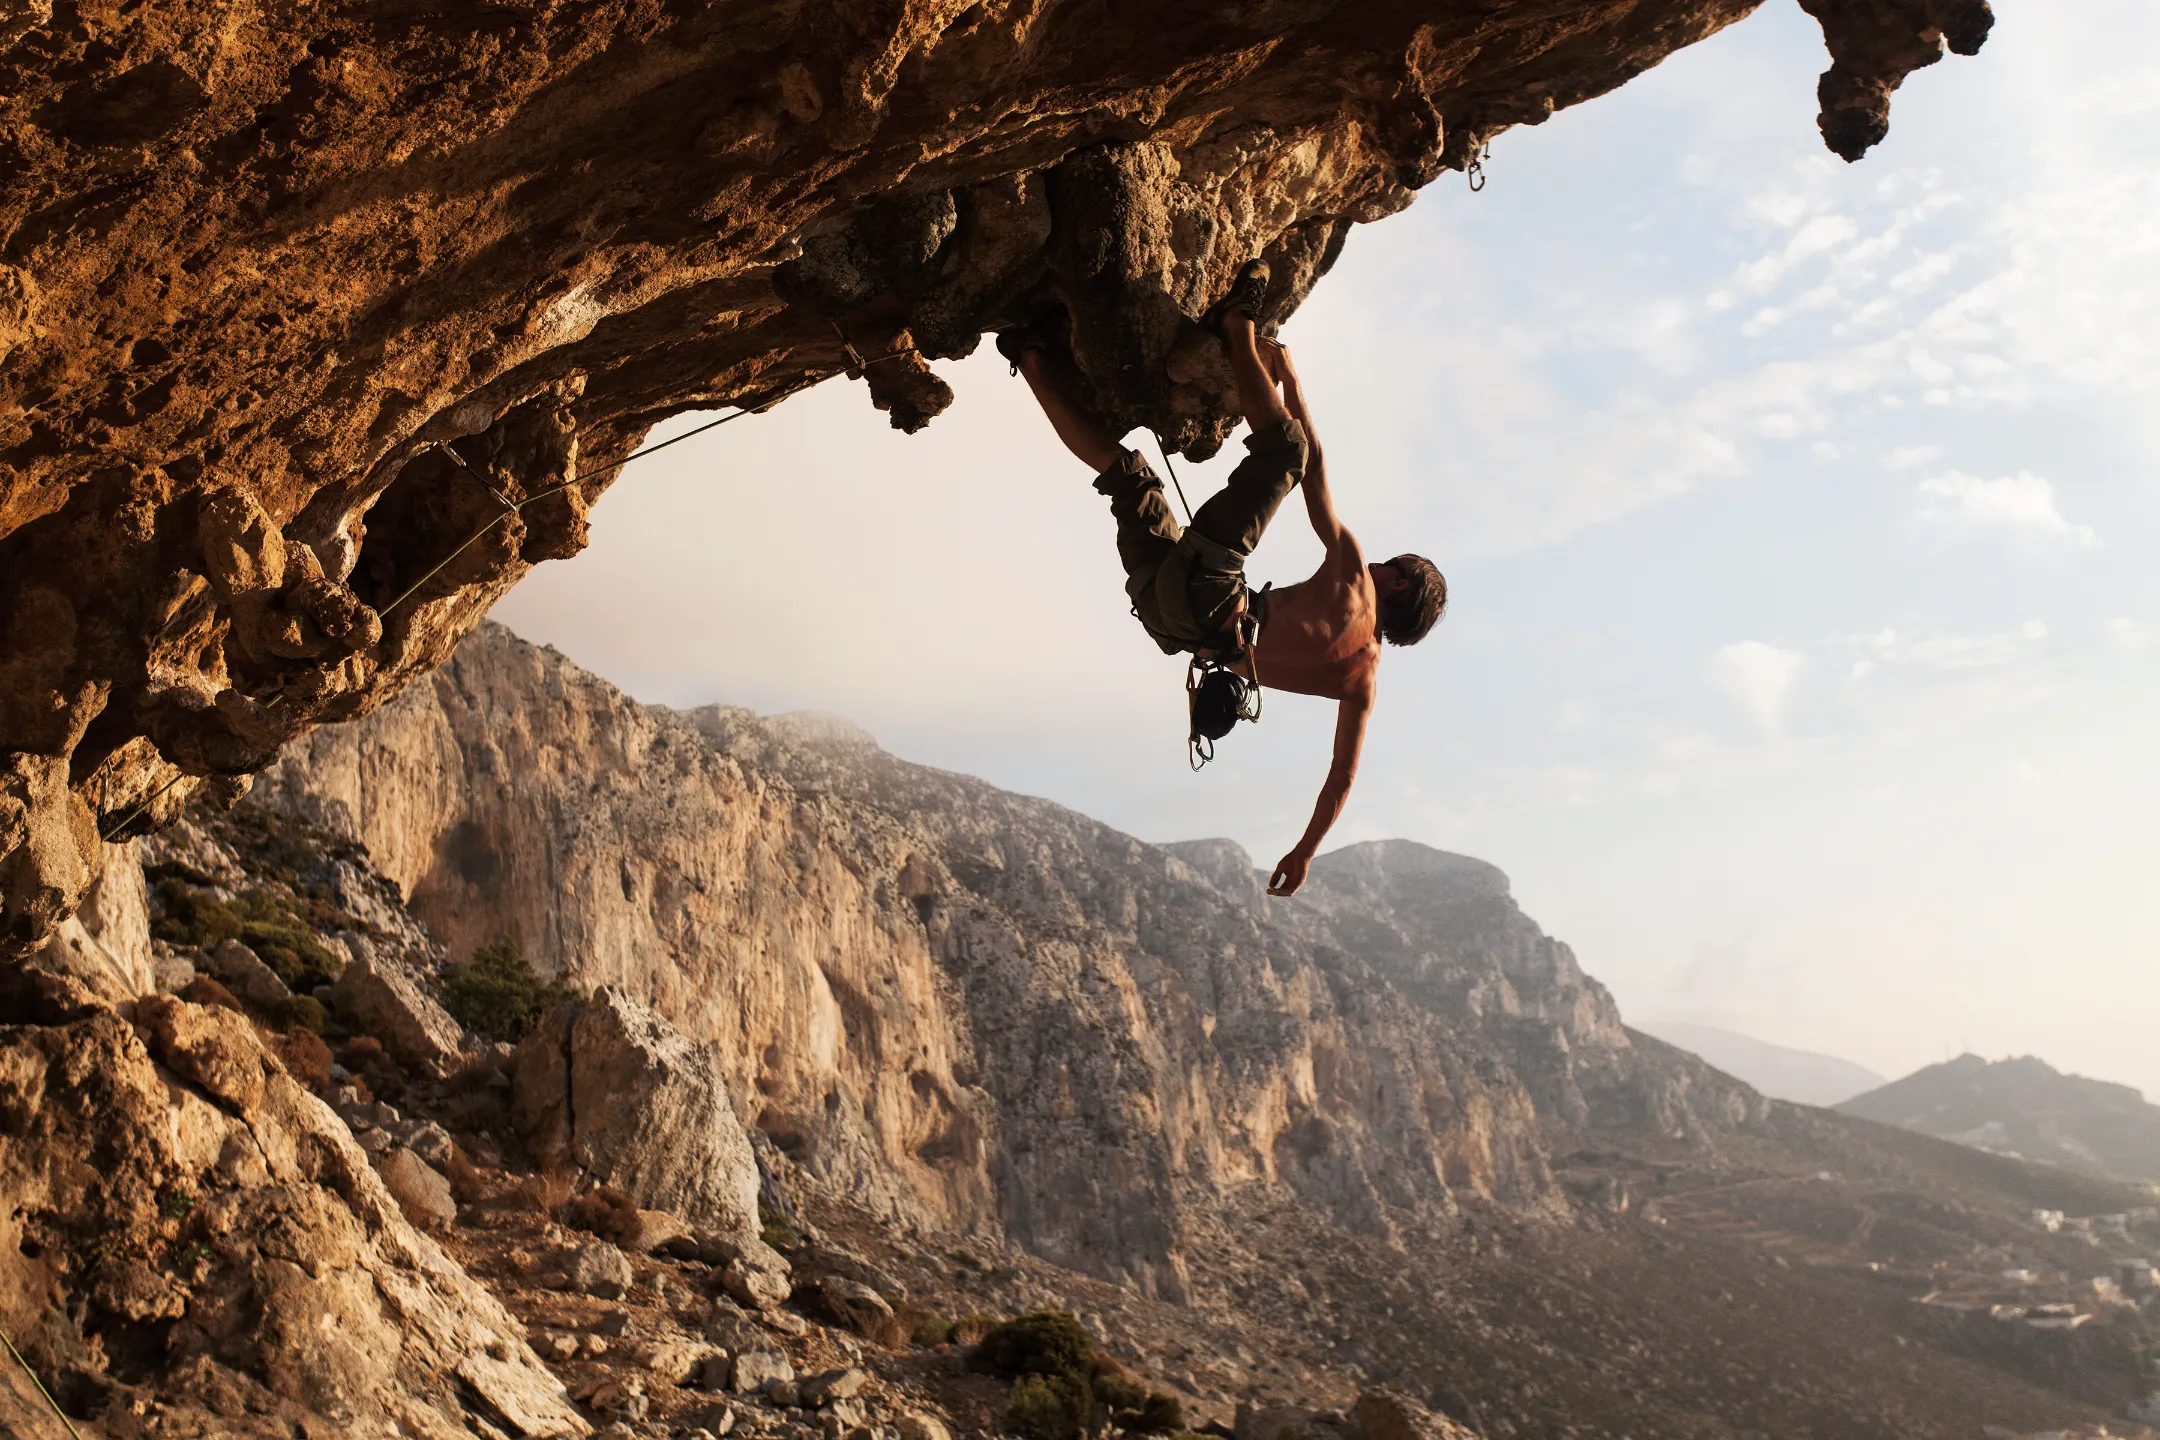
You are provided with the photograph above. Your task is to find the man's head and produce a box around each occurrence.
[1371,554,1447,646]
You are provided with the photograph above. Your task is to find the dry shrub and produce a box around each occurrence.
[441,1088,508,1137]
[276,1028,333,1090]
[518,1166,579,1216]
[898,1308,957,1348]
[180,975,243,1013]
[563,1185,639,1243]
[442,1147,493,1204]
[338,1035,407,1103]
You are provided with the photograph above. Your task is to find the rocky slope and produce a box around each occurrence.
[8,619,2155,1440]
[1841,1053,2160,1185]
[0,0,1994,955]
[247,622,1761,1300]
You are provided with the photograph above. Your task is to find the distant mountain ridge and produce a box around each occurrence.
[1838,1053,2160,1184]
[1637,1021,1887,1107]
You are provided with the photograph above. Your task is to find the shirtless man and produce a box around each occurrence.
[1004,263,1447,896]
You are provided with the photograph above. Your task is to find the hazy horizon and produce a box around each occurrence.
[499,1,2160,1099]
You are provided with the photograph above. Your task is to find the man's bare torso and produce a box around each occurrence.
[1236,554,1379,703]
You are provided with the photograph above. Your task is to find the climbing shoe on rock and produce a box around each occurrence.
[1203,258,1272,334]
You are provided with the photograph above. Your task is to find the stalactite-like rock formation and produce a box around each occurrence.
[0,0,1990,951]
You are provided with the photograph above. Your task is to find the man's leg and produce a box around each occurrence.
[1015,351,1123,474]
[1014,350,1181,614]
[1221,312,1292,434]
[1184,311,1307,562]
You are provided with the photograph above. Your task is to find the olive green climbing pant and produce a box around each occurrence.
[1094,419,1309,655]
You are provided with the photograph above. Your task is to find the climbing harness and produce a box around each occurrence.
[94,341,919,845]
[1186,584,1267,771]
[1148,434,1267,770]
[1466,142,1489,193]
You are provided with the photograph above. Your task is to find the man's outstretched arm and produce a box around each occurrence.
[1268,690,1373,896]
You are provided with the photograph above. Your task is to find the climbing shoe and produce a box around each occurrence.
[1202,258,1272,335]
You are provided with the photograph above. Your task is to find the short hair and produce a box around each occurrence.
[1378,554,1447,646]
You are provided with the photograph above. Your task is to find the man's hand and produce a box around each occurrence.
[1256,335,1295,385]
[1267,848,1312,896]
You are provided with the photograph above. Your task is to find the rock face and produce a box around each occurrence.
[0,0,1992,954]
[254,622,1763,1297]
[0,968,587,1439]
[511,986,764,1243]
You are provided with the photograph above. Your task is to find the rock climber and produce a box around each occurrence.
[999,261,1448,898]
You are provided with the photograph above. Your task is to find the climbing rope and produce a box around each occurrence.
[93,346,918,844]
[2,1327,86,1440]
[1152,432,1196,525]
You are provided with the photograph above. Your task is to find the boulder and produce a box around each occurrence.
[1352,1390,1482,1440]
[376,1146,456,1230]
[150,941,195,993]
[800,1368,870,1406]
[135,993,270,1114]
[0,986,587,1437]
[814,1275,893,1333]
[898,1412,953,1440]
[897,1412,952,1440]
[729,1350,794,1394]
[722,1255,792,1311]
[626,1207,693,1255]
[206,936,292,1008]
[32,840,154,1002]
[329,950,466,1074]
[567,1240,634,1300]
[512,988,761,1241]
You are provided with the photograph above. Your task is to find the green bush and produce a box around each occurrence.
[439,939,580,1042]
[153,880,346,989]
[1008,1372,1090,1440]
[1132,1393,1186,1435]
[979,1311,1097,1378]
[270,994,328,1034]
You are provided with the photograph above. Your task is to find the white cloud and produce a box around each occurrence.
[1887,445,1941,469]
[1851,620,2049,672]
[2105,617,2148,653]
[1710,642,1804,735]
[1917,470,2096,545]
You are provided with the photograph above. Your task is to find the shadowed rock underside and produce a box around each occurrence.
[0,0,1990,951]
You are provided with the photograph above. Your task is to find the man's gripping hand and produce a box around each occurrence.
[1267,848,1313,897]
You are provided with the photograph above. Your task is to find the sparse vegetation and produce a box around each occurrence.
[270,994,328,1034]
[902,1308,958,1347]
[980,1311,1097,1378]
[152,878,346,989]
[439,938,580,1042]
[759,1199,802,1252]
[982,1311,1185,1438]
[276,1027,333,1089]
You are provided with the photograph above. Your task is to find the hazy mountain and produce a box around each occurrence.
[1636,1021,1887,1107]
[1839,1053,2160,1183]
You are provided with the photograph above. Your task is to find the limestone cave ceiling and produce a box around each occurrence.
[0,0,1991,953]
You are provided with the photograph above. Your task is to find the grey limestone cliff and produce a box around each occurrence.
[251,622,1762,1297]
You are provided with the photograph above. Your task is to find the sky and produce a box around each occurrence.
[497,0,2160,1098]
